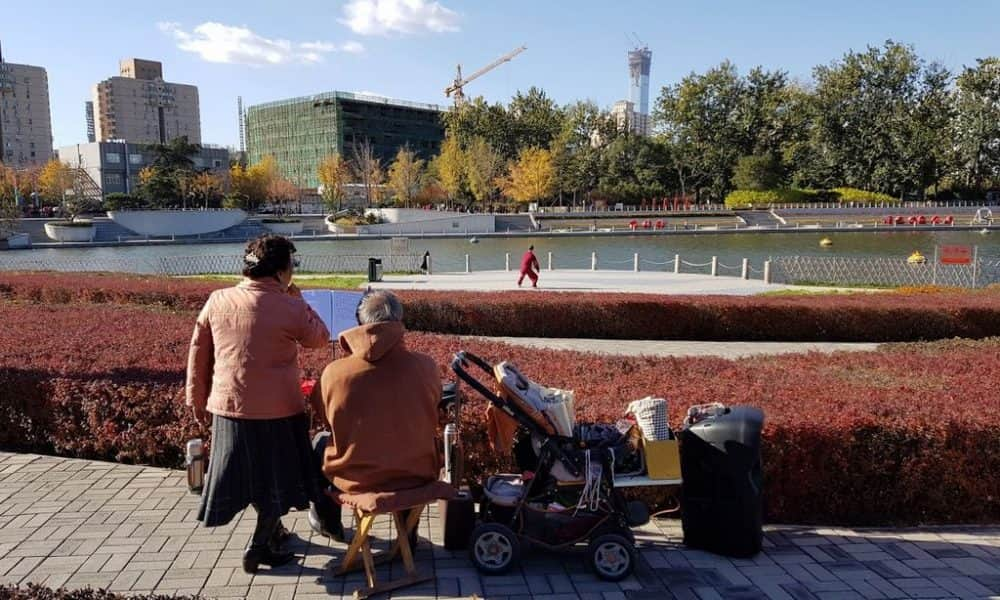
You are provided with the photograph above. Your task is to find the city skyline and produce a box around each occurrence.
[4,0,1000,150]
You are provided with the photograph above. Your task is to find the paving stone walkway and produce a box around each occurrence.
[0,452,998,600]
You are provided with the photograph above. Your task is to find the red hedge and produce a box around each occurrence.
[2,271,1000,342]
[1,301,998,525]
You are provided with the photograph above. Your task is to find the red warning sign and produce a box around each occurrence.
[939,245,973,265]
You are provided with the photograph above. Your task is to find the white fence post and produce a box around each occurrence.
[742,258,749,280]
[465,254,470,273]
[427,256,433,275]
[711,256,718,277]
[763,260,772,284]
[634,253,640,272]
[505,252,510,272]
[591,251,597,271]
[548,251,553,271]
[674,254,681,274]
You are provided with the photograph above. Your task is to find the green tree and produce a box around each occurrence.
[387,146,426,207]
[806,40,948,196]
[445,97,517,160]
[598,134,670,203]
[954,57,1000,191]
[733,154,784,190]
[552,101,616,205]
[508,87,565,155]
[654,61,747,201]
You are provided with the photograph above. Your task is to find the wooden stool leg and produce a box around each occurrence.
[392,510,418,576]
[339,510,376,575]
[360,534,377,589]
[388,504,425,562]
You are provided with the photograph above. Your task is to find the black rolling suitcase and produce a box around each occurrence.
[679,405,764,557]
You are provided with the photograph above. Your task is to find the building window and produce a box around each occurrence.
[129,154,143,165]
[213,159,222,168]
[103,173,123,186]
[105,152,121,164]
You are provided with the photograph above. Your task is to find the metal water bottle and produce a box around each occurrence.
[186,438,205,493]
[443,424,456,484]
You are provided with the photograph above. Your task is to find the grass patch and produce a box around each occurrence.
[189,274,365,289]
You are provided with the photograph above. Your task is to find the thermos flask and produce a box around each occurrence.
[186,438,205,493]
[443,424,456,484]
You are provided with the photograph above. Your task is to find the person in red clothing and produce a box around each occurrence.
[517,245,540,288]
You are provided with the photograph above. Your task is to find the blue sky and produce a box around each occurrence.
[6,0,999,149]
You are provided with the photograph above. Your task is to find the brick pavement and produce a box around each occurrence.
[0,452,997,600]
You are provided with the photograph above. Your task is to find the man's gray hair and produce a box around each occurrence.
[357,290,404,324]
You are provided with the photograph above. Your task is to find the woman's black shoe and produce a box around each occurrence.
[242,546,295,574]
[270,520,292,549]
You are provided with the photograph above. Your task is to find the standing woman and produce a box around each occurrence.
[186,234,330,573]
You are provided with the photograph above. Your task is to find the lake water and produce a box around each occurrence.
[3,230,998,274]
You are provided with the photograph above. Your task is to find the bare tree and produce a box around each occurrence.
[351,138,384,207]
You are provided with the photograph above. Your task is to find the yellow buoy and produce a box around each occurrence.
[819,237,833,247]
[907,251,926,265]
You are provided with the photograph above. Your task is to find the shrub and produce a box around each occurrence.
[102,193,146,211]
[831,187,899,204]
[724,189,817,209]
[2,301,999,525]
[4,272,1000,343]
[0,584,197,599]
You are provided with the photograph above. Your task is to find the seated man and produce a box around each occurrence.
[309,290,443,541]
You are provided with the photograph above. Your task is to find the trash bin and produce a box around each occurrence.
[367,257,383,282]
[678,405,764,557]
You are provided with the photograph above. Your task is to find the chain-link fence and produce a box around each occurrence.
[157,254,424,276]
[0,255,160,273]
[770,255,1000,288]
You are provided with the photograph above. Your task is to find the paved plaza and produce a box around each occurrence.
[368,270,801,295]
[0,452,997,599]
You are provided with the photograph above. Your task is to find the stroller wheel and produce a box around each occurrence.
[588,533,635,582]
[469,523,520,575]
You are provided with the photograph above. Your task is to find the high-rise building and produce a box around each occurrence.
[246,91,445,188]
[92,58,201,145]
[85,101,96,142]
[0,45,54,167]
[613,45,652,137]
[628,46,652,118]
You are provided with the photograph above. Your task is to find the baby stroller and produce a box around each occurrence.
[450,351,649,581]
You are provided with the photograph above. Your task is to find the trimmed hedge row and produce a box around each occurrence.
[2,301,998,525]
[725,187,899,208]
[398,289,1000,342]
[3,272,1000,343]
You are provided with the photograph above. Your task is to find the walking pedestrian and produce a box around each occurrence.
[420,251,431,275]
[517,245,540,288]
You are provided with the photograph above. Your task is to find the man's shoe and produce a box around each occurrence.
[309,504,349,543]
[242,545,295,574]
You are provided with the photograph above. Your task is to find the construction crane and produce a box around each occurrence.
[445,45,526,106]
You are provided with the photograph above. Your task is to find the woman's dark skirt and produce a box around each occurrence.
[197,412,319,527]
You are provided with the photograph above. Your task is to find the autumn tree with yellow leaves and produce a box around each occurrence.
[503,147,556,205]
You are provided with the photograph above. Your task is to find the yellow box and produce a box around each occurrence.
[644,439,681,480]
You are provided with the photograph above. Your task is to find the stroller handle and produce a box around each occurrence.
[450,350,583,478]
[450,351,503,406]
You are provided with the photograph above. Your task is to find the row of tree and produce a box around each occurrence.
[422,41,1000,205]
